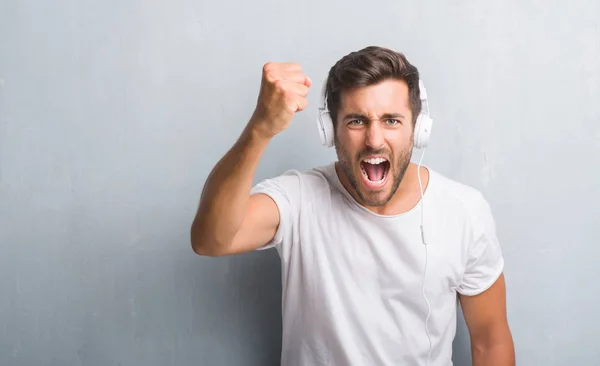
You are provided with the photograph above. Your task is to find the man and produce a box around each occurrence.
[191,46,515,365]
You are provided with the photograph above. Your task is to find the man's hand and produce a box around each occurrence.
[250,62,312,139]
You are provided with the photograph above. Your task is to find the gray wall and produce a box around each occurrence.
[1,0,599,365]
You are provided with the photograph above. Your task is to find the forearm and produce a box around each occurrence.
[472,337,515,366]
[191,120,271,254]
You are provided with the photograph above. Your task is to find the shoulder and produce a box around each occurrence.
[428,168,493,222]
[428,168,502,268]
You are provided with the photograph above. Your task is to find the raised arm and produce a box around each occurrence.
[190,62,311,256]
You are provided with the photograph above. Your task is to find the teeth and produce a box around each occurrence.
[362,157,387,164]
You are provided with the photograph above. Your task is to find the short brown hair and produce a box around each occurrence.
[325,46,422,127]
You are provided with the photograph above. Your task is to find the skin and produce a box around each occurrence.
[190,63,514,365]
[461,274,515,366]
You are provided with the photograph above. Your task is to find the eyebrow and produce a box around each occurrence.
[343,112,406,120]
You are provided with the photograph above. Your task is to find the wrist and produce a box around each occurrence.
[246,115,276,143]
[239,118,273,150]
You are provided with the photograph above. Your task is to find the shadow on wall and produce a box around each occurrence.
[191,249,283,366]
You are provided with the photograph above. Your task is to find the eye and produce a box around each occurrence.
[348,119,364,125]
[385,119,401,125]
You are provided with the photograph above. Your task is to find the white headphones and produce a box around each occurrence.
[316,78,433,149]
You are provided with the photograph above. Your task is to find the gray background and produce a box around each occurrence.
[1,0,599,365]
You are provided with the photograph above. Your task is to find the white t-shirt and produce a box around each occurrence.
[251,162,504,366]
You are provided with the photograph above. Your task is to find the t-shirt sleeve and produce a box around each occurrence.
[250,170,301,251]
[456,193,505,296]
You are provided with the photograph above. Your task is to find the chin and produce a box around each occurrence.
[359,191,392,207]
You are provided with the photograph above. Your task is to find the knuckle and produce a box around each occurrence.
[299,85,309,96]
[262,62,274,73]
[265,70,277,83]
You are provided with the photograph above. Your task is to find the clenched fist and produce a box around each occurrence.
[250,62,312,139]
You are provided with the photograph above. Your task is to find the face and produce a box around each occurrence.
[334,79,414,208]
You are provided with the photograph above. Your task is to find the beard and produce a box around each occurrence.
[335,140,413,207]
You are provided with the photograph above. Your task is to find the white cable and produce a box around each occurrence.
[417,149,432,366]
[418,150,426,245]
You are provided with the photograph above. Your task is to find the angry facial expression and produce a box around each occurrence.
[334,79,414,208]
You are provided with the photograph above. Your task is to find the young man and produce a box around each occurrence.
[191,46,515,366]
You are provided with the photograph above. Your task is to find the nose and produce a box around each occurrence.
[365,121,384,149]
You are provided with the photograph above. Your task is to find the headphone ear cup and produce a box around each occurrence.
[414,113,433,150]
[317,110,335,147]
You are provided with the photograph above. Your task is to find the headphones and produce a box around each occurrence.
[316,78,433,149]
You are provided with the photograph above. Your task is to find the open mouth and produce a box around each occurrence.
[360,157,390,187]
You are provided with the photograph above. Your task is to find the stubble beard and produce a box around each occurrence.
[335,140,413,207]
